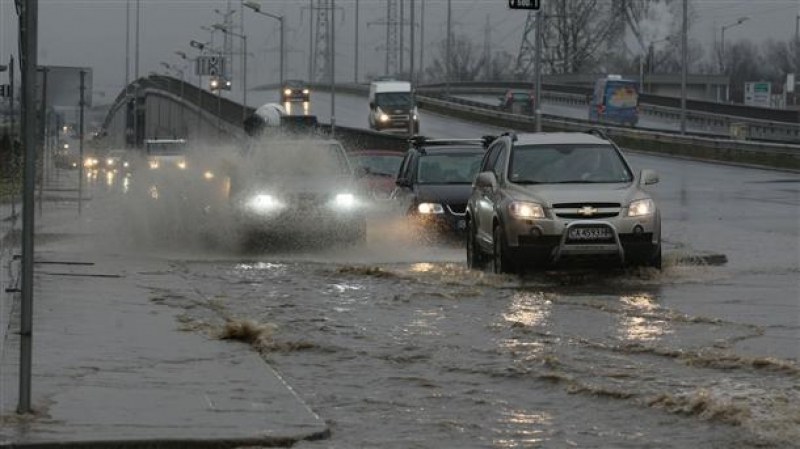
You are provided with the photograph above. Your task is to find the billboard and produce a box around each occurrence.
[36,66,93,111]
[744,81,771,108]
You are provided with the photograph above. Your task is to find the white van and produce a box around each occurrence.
[368,80,419,133]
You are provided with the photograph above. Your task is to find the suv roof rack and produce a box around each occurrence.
[500,131,518,142]
[585,128,609,140]
[409,135,486,150]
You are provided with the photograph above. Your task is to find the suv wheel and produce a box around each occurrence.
[492,225,516,274]
[466,220,485,269]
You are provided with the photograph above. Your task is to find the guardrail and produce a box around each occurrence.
[416,94,800,170]
[530,90,800,144]
[419,81,800,124]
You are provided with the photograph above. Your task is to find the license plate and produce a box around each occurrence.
[568,227,611,241]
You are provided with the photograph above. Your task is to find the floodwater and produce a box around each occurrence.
[65,144,800,448]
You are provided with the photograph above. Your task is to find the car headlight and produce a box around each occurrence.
[123,161,130,168]
[509,201,545,219]
[106,159,114,166]
[379,113,390,122]
[302,89,309,94]
[417,202,444,214]
[148,159,160,170]
[203,171,215,180]
[247,194,284,213]
[332,193,358,210]
[284,88,292,96]
[177,160,187,170]
[627,198,654,217]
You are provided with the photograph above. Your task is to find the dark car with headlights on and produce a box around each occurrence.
[281,80,310,103]
[230,139,366,248]
[392,137,487,237]
[466,130,661,273]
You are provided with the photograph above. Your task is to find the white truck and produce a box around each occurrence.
[368,80,419,133]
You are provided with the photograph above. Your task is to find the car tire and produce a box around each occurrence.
[649,243,662,270]
[492,224,516,274]
[627,243,662,270]
[466,220,486,270]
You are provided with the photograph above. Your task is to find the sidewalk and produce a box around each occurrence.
[0,180,329,447]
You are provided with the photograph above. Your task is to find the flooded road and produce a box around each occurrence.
[63,145,800,448]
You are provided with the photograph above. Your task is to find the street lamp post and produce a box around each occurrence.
[720,17,749,103]
[214,24,248,123]
[243,1,285,87]
[721,17,749,74]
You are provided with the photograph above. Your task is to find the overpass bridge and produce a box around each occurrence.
[99,75,799,171]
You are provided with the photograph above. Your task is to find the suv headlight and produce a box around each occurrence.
[247,194,284,213]
[509,201,545,219]
[332,193,358,210]
[627,198,654,217]
[417,203,444,214]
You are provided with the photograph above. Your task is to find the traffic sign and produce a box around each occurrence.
[0,84,11,98]
[195,56,226,77]
[509,0,540,9]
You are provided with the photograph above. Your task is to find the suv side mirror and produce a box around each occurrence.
[640,169,659,186]
[369,101,375,109]
[474,171,497,189]
[395,178,411,188]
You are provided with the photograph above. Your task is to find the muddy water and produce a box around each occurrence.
[78,148,799,448]
[149,253,797,449]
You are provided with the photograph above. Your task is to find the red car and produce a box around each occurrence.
[350,150,405,200]
[498,89,536,115]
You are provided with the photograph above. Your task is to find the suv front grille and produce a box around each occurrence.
[553,202,621,219]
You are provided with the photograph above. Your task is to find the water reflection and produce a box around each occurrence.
[617,294,670,342]
[400,308,444,337]
[492,409,552,448]
[503,292,552,328]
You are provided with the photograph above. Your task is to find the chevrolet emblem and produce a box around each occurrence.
[577,206,597,216]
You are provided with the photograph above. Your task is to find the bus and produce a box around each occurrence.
[589,75,639,127]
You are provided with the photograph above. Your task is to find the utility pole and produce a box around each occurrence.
[483,14,491,80]
[9,55,16,220]
[408,0,416,136]
[79,71,85,215]
[399,0,405,75]
[308,0,313,82]
[445,0,451,95]
[419,0,425,83]
[37,67,47,217]
[18,0,38,416]
[369,0,400,75]
[331,0,336,136]
[134,0,140,147]
[680,0,687,135]
[354,0,359,83]
[534,9,542,133]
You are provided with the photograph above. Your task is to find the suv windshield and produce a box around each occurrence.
[509,144,633,184]
[375,92,411,109]
[417,152,483,184]
[250,142,352,177]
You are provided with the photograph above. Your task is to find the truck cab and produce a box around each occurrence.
[368,80,419,133]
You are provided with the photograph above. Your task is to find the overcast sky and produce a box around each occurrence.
[1,0,799,103]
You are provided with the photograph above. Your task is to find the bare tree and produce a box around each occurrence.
[484,51,516,81]
[540,0,618,74]
[425,34,485,82]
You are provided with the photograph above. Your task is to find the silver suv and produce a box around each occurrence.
[465,131,661,272]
